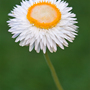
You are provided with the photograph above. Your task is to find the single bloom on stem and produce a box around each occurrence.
[7,0,78,53]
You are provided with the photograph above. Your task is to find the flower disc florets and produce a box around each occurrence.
[7,0,78,53]
[27,1,61,29]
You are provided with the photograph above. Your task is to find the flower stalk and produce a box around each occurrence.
[44,51,63,90]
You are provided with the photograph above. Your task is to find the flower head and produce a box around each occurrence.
[7,0,78,53]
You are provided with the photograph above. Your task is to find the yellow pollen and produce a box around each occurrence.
[27,2,61,29]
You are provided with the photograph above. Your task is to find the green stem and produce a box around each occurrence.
[44,51,63,90]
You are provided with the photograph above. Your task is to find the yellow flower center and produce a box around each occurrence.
[27,1,61,29]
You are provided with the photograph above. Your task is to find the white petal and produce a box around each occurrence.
[29,43,35,52]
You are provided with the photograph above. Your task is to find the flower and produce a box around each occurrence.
[7,0,78,53]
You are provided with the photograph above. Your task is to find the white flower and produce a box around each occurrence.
[7,0,78,53]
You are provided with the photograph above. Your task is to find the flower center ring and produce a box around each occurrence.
[27,2,61,29]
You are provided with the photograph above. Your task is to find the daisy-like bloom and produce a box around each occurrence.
[7,0,78,53]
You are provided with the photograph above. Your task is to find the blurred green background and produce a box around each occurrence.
[0,0,90,90]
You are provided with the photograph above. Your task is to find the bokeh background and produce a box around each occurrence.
[0,0,90,90]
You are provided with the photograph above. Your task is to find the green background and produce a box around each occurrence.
[0,0,90,90]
